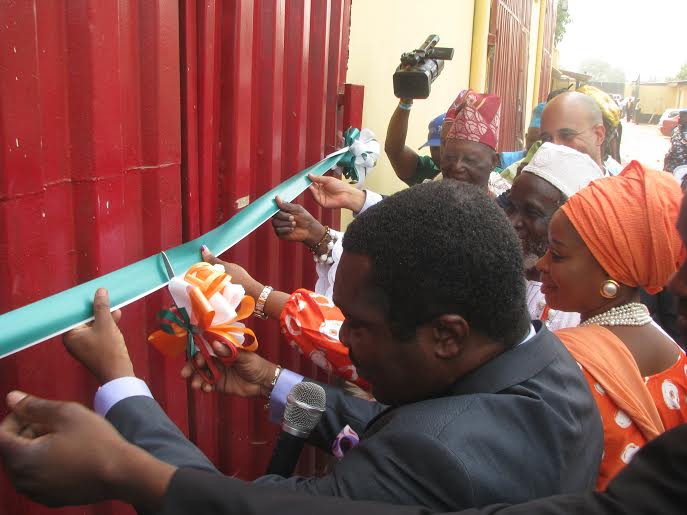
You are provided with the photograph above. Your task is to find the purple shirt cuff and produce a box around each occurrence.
[94,376,153,416]
[268,369,304,424]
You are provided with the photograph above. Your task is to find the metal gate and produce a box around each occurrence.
[538,0,556,102]
[0,1,355,513]
[487,0,532,151]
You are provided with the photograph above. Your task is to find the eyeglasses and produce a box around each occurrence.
[541,126,598,143]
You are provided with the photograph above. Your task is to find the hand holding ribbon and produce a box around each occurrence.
[0,127,374,361]
[148,262,258,385]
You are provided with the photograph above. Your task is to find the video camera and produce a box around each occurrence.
[393,35,454,99]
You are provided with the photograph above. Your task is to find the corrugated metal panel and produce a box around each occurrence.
[488,0,532,151]
[538,0,556,102]
[0,0,352,512]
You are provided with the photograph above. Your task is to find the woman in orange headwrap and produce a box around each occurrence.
[536,161,687,490]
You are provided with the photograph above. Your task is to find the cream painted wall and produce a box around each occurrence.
[343,0,475,225]
[623,84,678,116]
[678,85,687,108]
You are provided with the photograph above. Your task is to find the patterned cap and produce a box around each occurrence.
[442,89,501,150]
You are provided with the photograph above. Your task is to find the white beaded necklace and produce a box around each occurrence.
[580,302,652,327]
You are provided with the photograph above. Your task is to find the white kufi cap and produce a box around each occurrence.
[522,142,605,197]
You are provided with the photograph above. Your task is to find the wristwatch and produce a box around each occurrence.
[254,285,273,319]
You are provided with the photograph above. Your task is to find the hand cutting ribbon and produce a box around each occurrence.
[148,262,258,385]
[0,127,377,360]
[337,128,380,186]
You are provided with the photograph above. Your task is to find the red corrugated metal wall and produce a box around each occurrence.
[0,1,352,513]
[487,0,532,151]
[538,0,556,102]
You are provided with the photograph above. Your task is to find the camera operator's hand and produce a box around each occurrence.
[271,196,326,247]
[308,173,366,212]
[0,391,175,510]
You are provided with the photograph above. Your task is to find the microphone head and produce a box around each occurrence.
[282,382,326,438]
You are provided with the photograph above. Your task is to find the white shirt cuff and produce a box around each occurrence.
[94,376,153,417]
[268,369,304,424]
[314,229,344,298]
[353,190,383,217]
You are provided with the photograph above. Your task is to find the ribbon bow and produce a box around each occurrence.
[148,262,258,384]
[338,127,380,186]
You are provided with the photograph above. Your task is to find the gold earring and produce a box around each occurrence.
[600,279,620,299]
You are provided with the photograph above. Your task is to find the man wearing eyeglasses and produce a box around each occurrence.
[539,92,612,175]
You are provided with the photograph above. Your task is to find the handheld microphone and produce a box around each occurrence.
[265,381,326,477]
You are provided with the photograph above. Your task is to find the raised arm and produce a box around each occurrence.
[385,99,422,185]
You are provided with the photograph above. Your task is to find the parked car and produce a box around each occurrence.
[659,108,680,136]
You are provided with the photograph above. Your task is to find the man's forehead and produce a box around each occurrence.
[442,139,486,156]
[541,110,587,131]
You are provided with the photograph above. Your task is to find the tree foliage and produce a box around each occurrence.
[554,0,571,46]
[668,63,687,81]
[579,58,626,83]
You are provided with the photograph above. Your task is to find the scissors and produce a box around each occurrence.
[160,251,236,386]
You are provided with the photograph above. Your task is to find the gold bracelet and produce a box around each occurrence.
[253,285,273,320]
[264,365,283,410]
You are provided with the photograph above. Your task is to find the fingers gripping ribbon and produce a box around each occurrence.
[337,128,380,186]
[148,262,258,384]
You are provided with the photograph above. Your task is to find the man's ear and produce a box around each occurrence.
[431,314,469,359]
[592,123,606,147]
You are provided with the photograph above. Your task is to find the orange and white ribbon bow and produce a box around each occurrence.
[148,262,258,384]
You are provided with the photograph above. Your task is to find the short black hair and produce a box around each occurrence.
[343,181,530,347]
[547,86,572,102]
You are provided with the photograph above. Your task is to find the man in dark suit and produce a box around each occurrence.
[0,390,684,514]
[1,182,602,510]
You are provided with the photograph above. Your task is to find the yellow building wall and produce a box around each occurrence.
[344,0,475,226]
[677,85,687,108]
[623,83,687,117]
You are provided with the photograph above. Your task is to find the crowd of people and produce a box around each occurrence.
[2,82,687,515]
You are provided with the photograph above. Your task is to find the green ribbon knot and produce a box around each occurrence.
[158,307,197,358]
[338,127,362,182]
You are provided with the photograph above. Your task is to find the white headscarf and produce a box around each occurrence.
[523,142,605,197]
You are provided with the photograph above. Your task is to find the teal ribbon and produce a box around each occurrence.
[0,141,356,359]
[337,128,361,182]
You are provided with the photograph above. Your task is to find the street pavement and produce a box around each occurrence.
[620,119,670,171]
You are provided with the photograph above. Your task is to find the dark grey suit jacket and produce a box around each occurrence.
[108,322,602,511]
[156,424,687,515]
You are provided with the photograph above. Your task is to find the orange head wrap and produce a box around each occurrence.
[561,161,684,294]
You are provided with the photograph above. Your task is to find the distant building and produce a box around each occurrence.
[623,80,687,123]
